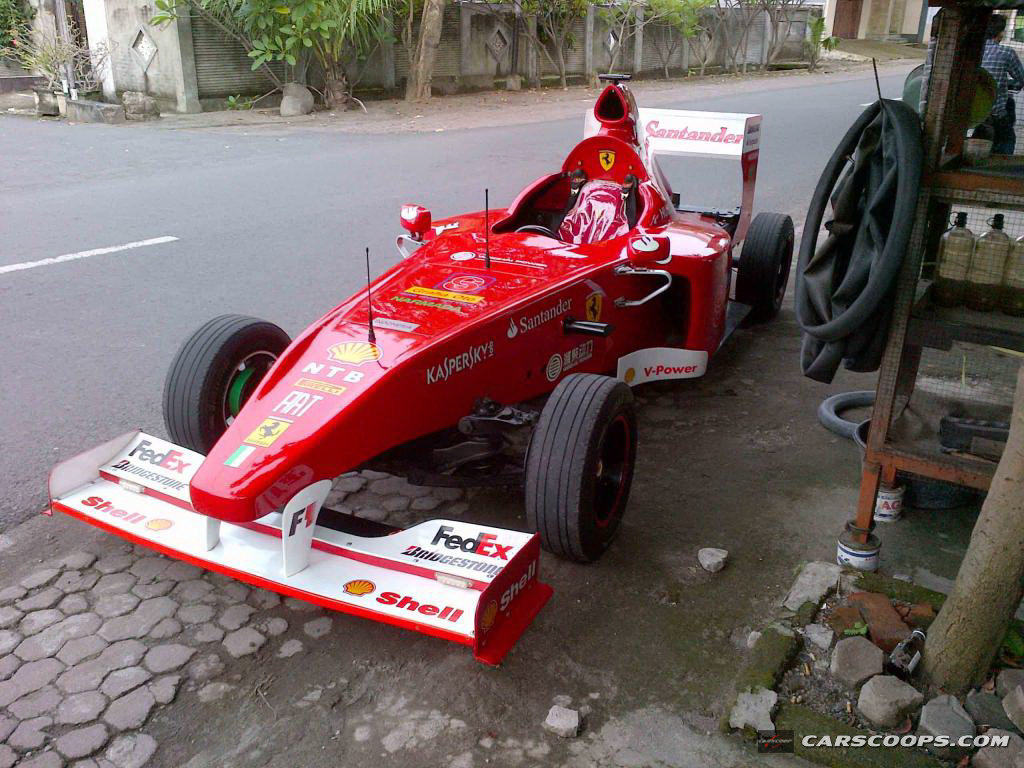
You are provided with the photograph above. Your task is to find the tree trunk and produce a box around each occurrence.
[923,363,1024,695]
[556,45,567,89]
[406,0,445,101]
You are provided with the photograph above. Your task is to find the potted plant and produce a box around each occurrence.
[4,21,108,116]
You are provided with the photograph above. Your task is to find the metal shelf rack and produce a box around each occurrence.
[855,2,1024,550]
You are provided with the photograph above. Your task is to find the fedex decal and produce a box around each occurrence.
[432,525,512,560]
[127,439,191,473]
[616,348,709,387]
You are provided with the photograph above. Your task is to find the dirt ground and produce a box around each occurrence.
[0,61,906,136]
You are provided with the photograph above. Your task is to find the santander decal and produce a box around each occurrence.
[644,121,743,145]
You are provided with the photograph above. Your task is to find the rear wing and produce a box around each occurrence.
[584,107,762,242]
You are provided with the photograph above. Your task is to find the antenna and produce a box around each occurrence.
[872,58,882,103]
[365,247,376,345]
[485,189,491,270]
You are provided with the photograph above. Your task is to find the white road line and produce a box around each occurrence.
[0,236,179,276]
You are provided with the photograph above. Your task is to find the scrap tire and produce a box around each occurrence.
[163,314,290,454]
[525,373,637,562]
[735,212,795,323]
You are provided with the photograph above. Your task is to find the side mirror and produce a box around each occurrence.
[627,233,671,265]
[401,204,431,240]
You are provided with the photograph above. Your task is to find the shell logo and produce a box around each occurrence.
[624,367,636,384]
[328,342,382,366]
[146,519,173,532]
[480,600,498,632]
[343,579,376,596]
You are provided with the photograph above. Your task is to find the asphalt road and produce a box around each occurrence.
[0,65,912,529]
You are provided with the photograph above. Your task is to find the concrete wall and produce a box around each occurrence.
[823,0,924,40]
[69,0,810,111]
[81,0,198,110]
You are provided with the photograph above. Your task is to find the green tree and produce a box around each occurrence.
[404,0,443,100]
[152,0,392,104]
[804,13,835,71]
[0,0,32,53]
[645,0,712,79]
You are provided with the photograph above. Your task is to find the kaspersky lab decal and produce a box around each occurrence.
[426,341,495,384]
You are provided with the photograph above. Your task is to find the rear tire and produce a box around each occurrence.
[163,314,290,454]
[525,374,637,562]
[736,212,795,323]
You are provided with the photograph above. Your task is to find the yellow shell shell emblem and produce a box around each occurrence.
[480,600,498,632]
[624,367,636,384]
[328,342,382,366]
[146,519,173,531]
[343,579,376,596]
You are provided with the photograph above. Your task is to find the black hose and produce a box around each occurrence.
[818,390,876,439]
[795,99,923,383]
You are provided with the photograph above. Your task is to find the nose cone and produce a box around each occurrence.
[190,454,316,523]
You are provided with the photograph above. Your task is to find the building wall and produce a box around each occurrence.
[71,0,811,111]
[824,0,924,40]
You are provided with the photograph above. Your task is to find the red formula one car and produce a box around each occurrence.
[47,75,792,664]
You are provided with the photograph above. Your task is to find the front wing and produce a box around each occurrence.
[47,432,551,665]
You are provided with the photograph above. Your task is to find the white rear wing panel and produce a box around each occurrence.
[583,107,761,160]
[583,105,762,243]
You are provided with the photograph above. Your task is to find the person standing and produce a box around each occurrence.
[982,13,1024,155]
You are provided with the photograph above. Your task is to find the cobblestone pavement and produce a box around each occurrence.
[0,471,474,768]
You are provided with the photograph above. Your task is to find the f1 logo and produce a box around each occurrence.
[287,503,316,536]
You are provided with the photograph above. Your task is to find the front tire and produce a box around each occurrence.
[525,374,638,562]
[736,212,795,323]
[163,314,290,454]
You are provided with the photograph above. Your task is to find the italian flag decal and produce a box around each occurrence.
[224,445,256,468]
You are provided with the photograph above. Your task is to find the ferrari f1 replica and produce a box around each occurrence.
[48,75,792,664]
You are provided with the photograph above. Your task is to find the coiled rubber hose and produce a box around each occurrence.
[818,390,876,439]
[795,99,923,383]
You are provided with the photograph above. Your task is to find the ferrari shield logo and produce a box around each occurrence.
[585,292,603,322]
[244,417,292,448]
[599,150,615,171]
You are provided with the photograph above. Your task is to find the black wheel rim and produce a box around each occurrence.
[594,414,632,528]
[221,351,277,427]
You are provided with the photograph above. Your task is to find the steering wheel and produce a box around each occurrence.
[515,224,559,238]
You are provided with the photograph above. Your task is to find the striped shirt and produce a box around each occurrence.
[983,39,1024,118]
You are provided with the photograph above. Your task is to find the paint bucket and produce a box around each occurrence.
[874,484,904,523]
[836,529,880,572]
